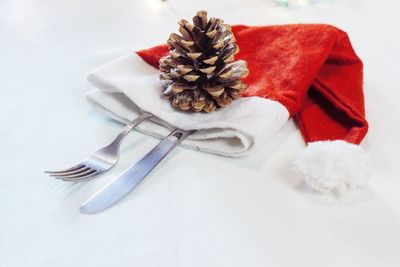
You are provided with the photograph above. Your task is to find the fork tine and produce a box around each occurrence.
[50,167,90,177]
[44,164,85,174]
[61,171,100,182]
[53,168,97,179]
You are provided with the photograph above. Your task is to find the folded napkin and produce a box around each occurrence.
[87,53,289,157]
[87,24,370,193]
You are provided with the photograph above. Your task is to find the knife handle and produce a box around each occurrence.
[137,129,192,174]
[168,128,193,145]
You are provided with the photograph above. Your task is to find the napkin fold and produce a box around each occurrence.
[86,53,289,156]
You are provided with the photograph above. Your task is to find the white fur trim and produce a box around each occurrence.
[292,140,371,195]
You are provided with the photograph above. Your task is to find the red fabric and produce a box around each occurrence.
[136,24,368,145]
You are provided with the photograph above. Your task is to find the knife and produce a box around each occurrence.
[80,128,193,214]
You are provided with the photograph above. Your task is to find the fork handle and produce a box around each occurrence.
[110,113,153,148]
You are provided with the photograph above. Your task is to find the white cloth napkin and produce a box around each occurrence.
[86,53,289,157]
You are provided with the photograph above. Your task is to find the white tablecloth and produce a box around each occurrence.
[1,0,399,266]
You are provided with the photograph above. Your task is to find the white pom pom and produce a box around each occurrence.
[292,140,371,195]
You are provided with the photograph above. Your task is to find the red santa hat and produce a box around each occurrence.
[92,24,371,195]
[87,25,369,196]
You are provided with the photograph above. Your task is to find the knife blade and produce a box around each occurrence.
[80,129,193,214]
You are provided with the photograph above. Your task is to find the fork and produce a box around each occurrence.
[45,113,153,181]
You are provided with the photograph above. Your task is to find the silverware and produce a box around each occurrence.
[80,128,192,214]
[45,113,153,181]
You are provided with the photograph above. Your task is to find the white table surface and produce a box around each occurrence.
[1,0,400,266]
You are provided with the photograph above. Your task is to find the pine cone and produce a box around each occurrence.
[159,10,249,113]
